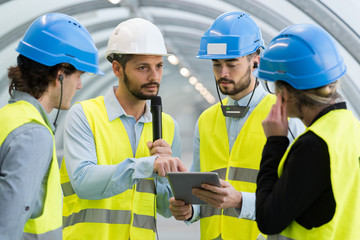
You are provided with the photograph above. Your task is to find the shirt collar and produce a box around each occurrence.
[9,90,55,132]
[103,86,152,123]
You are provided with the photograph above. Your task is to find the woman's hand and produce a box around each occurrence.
[262,94,289,138]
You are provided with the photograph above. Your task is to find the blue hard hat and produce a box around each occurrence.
[197,11,264,59]
[254,23,346,90]
[16,13,104,75]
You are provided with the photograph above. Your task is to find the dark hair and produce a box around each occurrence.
[8,55,76,99]
[108,54,133,70]
[246,47,261,61]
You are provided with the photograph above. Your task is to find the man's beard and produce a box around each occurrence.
[123,72,159,100]
[217,66,252,96]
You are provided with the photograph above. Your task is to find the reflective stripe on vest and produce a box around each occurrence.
[136,179,156,194]
[228,167,258,183]
[267,235,294,240]
[63,209,132,227]
[201,205,239,218]
[23,226,62,240]
[60,96,175,240]
[0,101,62,238]
[211,167,258,183]
[63,209,156,232]
[61,181,75,197]
[198,94,275,240]
[277,110,360,239]
[62,178,155,197]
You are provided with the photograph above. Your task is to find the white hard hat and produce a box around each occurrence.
[105,18,169,60]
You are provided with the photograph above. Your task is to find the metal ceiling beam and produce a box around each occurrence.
[152,16,210,31]
[139,0,222,19]
[287,0,360,64]
[0,0,115,52]
[286,0,360,116]
[223,0,292,30]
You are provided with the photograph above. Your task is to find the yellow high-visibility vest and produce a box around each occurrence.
[273,109,360,240]
[0,100,62,239]
[199,94,275,240]
[60,96,175,240]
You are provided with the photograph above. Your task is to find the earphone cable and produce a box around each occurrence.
[53,79,63,133]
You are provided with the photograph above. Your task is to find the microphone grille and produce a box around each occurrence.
[151,96,162,106]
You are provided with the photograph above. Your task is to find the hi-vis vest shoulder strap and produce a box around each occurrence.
[60,96,175,240]
[198,94,275,240]
[274,109,360,240]
[0,101,62,239]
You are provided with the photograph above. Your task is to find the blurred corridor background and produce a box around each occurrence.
[1,0,360,238]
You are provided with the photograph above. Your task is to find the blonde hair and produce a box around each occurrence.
[276,81,342,107]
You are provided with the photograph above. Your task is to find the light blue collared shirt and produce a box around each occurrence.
[63,86,181,217]
[189,83,305,222]
[0,90,55,240]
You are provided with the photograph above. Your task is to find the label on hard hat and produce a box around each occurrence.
[207,43,227,55]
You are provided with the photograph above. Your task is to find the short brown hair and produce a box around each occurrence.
[111,54,134,70]
[246,47,261,61]
[8,55,76,99]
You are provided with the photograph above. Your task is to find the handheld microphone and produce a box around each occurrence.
[150,96,162,141]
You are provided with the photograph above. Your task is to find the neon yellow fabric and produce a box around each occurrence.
[277,109,360,239]
[198,95,275,240]
[61,96,175,240]
[0,101,62,236]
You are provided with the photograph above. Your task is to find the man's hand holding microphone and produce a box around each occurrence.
[148,96,187,177]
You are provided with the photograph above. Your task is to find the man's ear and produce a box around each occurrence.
[54,71,63,86]
[112,60,123,78]
[59,75,63,83]
[252,55,260,70]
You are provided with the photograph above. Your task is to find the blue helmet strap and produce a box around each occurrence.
[217,77,258,118]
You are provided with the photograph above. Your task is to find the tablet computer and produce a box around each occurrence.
[167,172,221,205]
